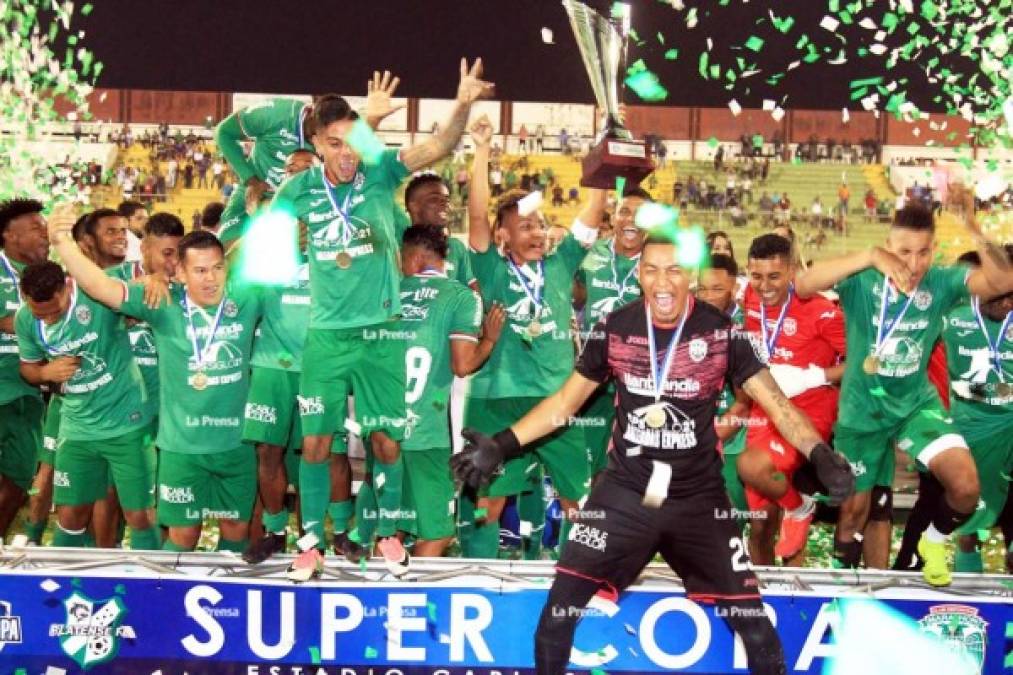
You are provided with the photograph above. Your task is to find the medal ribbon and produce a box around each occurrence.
[972,297,1012,383]
[872,277,919,358]
[0,251,19,289]
[507,256,545,320]
[609,239,640,302]
[36,280,77,356]
[320,170,355,247]
[645,296,692,402]
[184,293,226,372]
[759,286,793,358]
[296,105,308,148]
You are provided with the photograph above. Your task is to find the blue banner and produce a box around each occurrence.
[0,571,1007,674]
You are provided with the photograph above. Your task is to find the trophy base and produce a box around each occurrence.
[580,138,655,189]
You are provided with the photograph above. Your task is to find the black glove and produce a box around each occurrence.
[809,442,855,506]
[451,428,522,490]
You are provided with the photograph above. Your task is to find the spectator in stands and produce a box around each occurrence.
[196,157,210,189]
[714,144,724,171]
[775,193,791,225]
[559,128,569,155]
[212,159,225,189]
[489,165,503,197]
[810,196,824,228]
[686,176,699,205]
[191,210,201,231]
[729,198,747,228]
[761,158,770,182]
[864,189,877,222]
[118,200,148,263]
[518,124,529,153]
[837,182,850,218]
[725,170,736,198]
[706,230,735,260]
[741,175,753,204]
[166,158,178,190]
[535,124,545,152]
[656,139,668,168]
[551,185,564,207]
[200,202,224,234]
[154,171,166,203]
[568,186,580,205]
[504,166,518,190]
[183,163,194,189]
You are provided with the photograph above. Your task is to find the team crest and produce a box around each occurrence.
[917,604,987,674]
[74,305,91,325]
[783,317,797,336]
[50,588,135,669]
[1005,324,1013,342]
[223,299,238,318]
[353,172,366,191]
[689,338,708,362]
[913,290,933,311]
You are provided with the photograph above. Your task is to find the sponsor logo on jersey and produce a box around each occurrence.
[917,605,987,674]
[160,484,195,504]
[245,402,278,424]
[53,470,70,487]
[568,522,608,551]
[623,402,698,450]
[297,395,325,416]
[50,588,134,670]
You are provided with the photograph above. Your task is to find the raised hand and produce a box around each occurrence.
[456,58,495,105]
[47,202,77,244]
[42,355,81,383]
[365,70,406,128]
[482,302,505,342]
[470,114,494,148]
[871,246,913,294]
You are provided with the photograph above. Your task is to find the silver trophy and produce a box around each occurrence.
[562,0,654,188]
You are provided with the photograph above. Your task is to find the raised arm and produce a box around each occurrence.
[957,185,1013,300]
[400,58,494,172]
[451,302,503,376]
[214,112,257,187]
[794,246,911,298]
[467,115,494,252]
[575,188,607,230]
[47,206,126,310]
[742,369,855,503]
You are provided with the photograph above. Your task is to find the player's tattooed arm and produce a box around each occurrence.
[742,368,823,458]
[467,115,494,253]
[46,204,127,310]
[400,58,494,173]
[794,246,912,296]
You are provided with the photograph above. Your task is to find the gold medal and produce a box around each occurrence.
[192,371,209,391]
[526,321,542,338]
[996,382,1012,398]
[336,251,353,269]
[645,404,666,429]
[862,355,879,375]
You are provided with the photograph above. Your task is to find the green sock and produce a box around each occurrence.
[262,509,289,535]
[328,500,353,534]
[52,526,89,548]
[518,490,545,560]
[456,493,476,552]
[558,518,574,557]
[464,519,500,559]
[162,538,192,552]
[355,481,378,544]
[299,459,330,547]
[23,519,47,544]
[954,548,983,573]
[374,457,404,538]
[128,526,160,550]
[217,538,249,553]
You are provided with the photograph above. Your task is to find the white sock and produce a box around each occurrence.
[924,523,947,544]
[786,494,815,519]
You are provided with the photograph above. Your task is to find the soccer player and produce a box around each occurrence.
[117,200,148,263]
[216,71,405,248]
[451,231,855,675]
[574,187,651,478]
[462,114,603,559]
[794,196,1012,585]
[0,199,50,538]
[375,223,501,557]
[397,172,476,288]
[695,253,749,522]
[15,260,157,550]
[270,60,493,569]
[49,210,264,554]
[942,246,1013,573]
[739,234,846,564]
[78,208,129,269]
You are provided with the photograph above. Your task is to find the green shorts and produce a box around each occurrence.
[156,445,256,526]
[246,367,349,455]
[53,426,155,510]
[38,395,63,467]
[957,432,1012,535]
[578,386,616,477]
[0,395,44,491]
[835,400,967,493]
[299,325,407,441]
[721,441,748,514]
[465,396,590,501]
[400,448,456,540]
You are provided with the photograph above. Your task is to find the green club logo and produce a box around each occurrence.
[50,590,132,669]
[917,604,988,674]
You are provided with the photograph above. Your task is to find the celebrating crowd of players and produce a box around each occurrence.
[0,64,1011,672]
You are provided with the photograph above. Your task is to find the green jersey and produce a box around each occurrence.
[717,307,746,455]
[107,261,160,416]
[0,252,39,405]
[942,302,1012,443]
[577,239,641,332]
[251,262,310,372]
[15,282,150,441]
[836,265,969,429]
[393,206,476,288]
[399,271,482,450]
[226,98,314,190]
[469,234,587,398]
[273,152,408,329]
[119,281,263,454]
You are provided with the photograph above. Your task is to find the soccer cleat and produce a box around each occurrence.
[917,535,951,587]
[286,548,324,582]
[775,512,813,560]
[333,531,367,564]
[242,532,287,564]
[378,536,411,577]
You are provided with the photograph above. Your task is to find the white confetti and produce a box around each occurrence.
[870,44,888,55]
[40,579,61,593]
[762,99,775,111]
[728,99,742,116]
[859,17,878,30]
[820,16,840,32]
[842,108,850,123]
[540,27,554,44]
[771,107,785,122]
[518,190,543,216]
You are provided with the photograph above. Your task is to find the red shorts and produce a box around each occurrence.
[743,405,835,511]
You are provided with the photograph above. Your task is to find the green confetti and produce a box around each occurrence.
[427,602,438,622]
[698,51,709,79]
[745,36,764,52]
[614,176,626,207]
[624,69,668,102]
[664,48,679,60]
[308,646,321,664]
[346,118,386,166]
[591,670,608,675]
[474,507,488,519]
[364,646,378,658]
[869,387,887,397]
[773,16,794,33]
[707,136,719,148]
[81,3,93,15]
